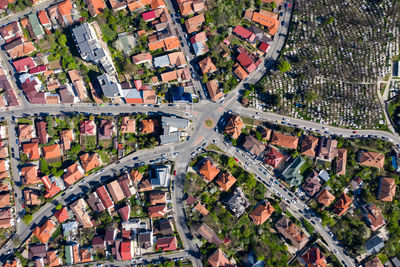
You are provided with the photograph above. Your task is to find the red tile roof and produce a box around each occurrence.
[12,57,36,72]
[264,146,284,168]
[215,171,236,191]
[208,249,234,267]
[120,241,134,260]
[333,193,352,216]
[358,151,385,169]
[316,189,335,207]
[54,207,69,223]
[22,142,40,160]
[233,25,255,42]
[86,0,106,16]
[199,159,220,182]
[301,135,319,157]
[33,219,56,243]
[148,204,167,217]
[270,131,299,149]
[301,247,326,267]
[156,236,177,251]
[378,177,396,202]
[249,202,274,225]
[224,114,244,139]
[96,186,114,210]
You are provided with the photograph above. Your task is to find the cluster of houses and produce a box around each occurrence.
[27,163,177,265]
[187,153,331,267]
[0,125,14,230]
[223,113,399,259]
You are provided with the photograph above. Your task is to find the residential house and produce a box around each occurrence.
[317,138,337,160]
[41,175,61,199]
[92,236,105,250]
[29,244,47,258]
[249,201,274,225]
[127,0,151,11]
[148,204,167,217]
[184,13,205,33]
[132,52,153,65]
[215,171,236,191]
[21,165,40,184]
[37,11,52,31]
[18,124,36,141]
[97,74,123,99]
[236,48,257,74]
[156,236,177,252]
[366,234,385,254]
[233,25,255,42]
[80,120,96,136]
[178,0,205,16]
[317,189,335,207]
[87,191,105,213]
[301,247,327,267]
[70,198,94,228]
[301,135,319,157]
[138,231,153,250]
[333,193,352,216]
[199,56,217,74]
[224,114,244,139]
[223,187,250,217]
[24,189,41,206]
[79,153,102,173]
[364,204,385,231]
[302,171,321,197]
[120,117,136,133]
[191,31,208,56]
[118,173,136,198]
[106,180,125,203]
[0,21,23,42]
[98,119,114,140]
[242,135,265,158]
[27,13,45,39]
[63,163,84,187]
[60,129,74,151]
[12,57,36,73]
[118,206,130,222]
[276,216,307,249]
[22,142,40,160]
[0,209,12,228]
[48,0,75,27]
[4,37,36,59]
[131,169,143,183]
[206,80,223,101]
[85,0,106,17]
[96,185,114,211]
[378,177,396,202]
[153,219,174,235]
[264,146,284,168]
[33,219,56,243]
[358,151,385,169]
[335,148,347,176]
[47,250,62,267]
[270,131,299,149]
[364,257,384,267]
[0,193,10,208]
[141,119,159,134]
[208,249,234,267]
[160,115,189,145]
[68,70,88,101]
[20,74,46,104]
[196,223,223,246]
[198,159,220,182]
[149,191,167,205]
[120,241,134,261]
[194,202,209,216]
[35,121,48,144]
[42,144,61,160]
[281,157,305,187]
[251,10,279,35]
[54,207,69,223]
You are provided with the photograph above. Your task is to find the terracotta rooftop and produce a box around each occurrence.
[194,202,209,216]
[270,131,299,150]
[378,177,396,202]
[60,129,74,151]
[251,11,279,35]
[70,198,94,228]
[365,204,385,231]
[54,207,69,223]
[242,135,265,157]
[358,151,385,169]
[224,114,244,139]
[276,216,307,249]
[199,56,217,74]
[42,144,61,159]
[121,117,136,133]
[197,223,222,246]
[208,249,233,267]
[18,124,34,140]
[317,189,335,206]
[264,146,284,168]
[148,204,167,217]
[335,148,347,176]
[317,138,338,160]
[141,119,159,134]
[184,13,205,33]
[333,192,352,216]
[199,159,220,182]
[106,180,125,203]
[33,219,56,243]
[22,142,40,160]
[364,257,384,267]
[79,153,102,173]
[149,191,167,205]
[301,247,326,267]
[215,171,236,191]
[130,169,143,183]
[63,163,84,187]
[23,189,40,206]
[300,135,319,157]
[249,201,274,225]
[206,80,223,101]
[21,165,40,184]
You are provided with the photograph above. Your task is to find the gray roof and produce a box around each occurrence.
[162,116,189,129]
[72,23,105,62]
[28,13,44,38]
[318,170,330,182]
[366,235,385,254]
[223,187,250,217]
[282,157,305,187]
[154,55,170,68]
[393,61,399,77]
[62,221,78,237]
[151,165,170,187]
[160,132,180,144]
[193,41,206,56]
[97,74,122,98]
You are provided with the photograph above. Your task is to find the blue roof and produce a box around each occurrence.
[193,42,206,56]
[154,55,170,68]
[171,87,192,103]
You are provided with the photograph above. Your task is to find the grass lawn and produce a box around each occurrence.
[99,139,112,149]
[80,135,97,151]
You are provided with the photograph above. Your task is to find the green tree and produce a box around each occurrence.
[40,158,50,175]
[22,214,33,225]
[305,91,318,103]
[278,60,291,73]
[56,204,63,210]
[57,34,67,46]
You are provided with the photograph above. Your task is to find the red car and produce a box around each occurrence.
[353,131,358,134]
[234,157,239,162]
[173,170,176,176]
